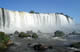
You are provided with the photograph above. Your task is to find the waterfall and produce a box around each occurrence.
[0,8,74,33]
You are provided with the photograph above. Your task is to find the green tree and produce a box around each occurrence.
[29,10,35,13]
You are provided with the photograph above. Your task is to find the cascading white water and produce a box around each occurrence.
[0,8,74,33]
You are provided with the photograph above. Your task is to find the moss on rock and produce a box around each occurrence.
[54,30,65,37]
[19,32,31,37]
[32,33,38,39]
[69,42,80,48]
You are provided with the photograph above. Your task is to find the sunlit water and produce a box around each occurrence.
[4,33,80,52]
[0,8,74,33]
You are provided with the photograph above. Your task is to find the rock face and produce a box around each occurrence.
[0,8,74,33]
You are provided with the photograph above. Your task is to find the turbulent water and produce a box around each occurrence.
[0,8,74,33]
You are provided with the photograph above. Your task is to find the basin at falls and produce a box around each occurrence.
[0,8,80,52]
[0,8,74,33]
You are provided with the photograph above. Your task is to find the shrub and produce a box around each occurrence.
[59,13,64,15]
[18,32,31,37]
[69,42,80,48]
[29,10,35,13]
[32,33,38,39]
[0,32,10,43]
[54,30,65,37]
[0,32,10,51]
[65,15,69,18]
[69,31,80,35]
[18,32,38,39]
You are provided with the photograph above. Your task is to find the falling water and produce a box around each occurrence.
[0,8,74,33]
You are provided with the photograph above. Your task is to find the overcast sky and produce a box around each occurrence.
[0,0,80,24]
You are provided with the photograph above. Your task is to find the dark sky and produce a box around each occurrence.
[0,0,80,24]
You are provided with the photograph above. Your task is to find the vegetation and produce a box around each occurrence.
[69,42,80,48]
[18,32,31,37]
[0,32,10,51]
[54,30,65,37]
[32,33,38,39]
[59,13,64,15]
[71,31,76,35]
[65,15,69,17]
[55,12,64,15]
[69,31,80,35]
[29,10,39,14]
[18,31,38,39]
[55,12,70,19]
[29,10,35,13]
[0,32,10,44]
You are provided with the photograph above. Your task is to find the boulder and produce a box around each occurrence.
[18,32,31,38]
[32,43,48,51]
[74,51,80,52]
[69,42,80,48]
[48,45,53,49]
[6,40,13,46]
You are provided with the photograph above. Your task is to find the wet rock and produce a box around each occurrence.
[27,37,33,40]
[0,43,8,52]
[0,43,7,49]
[27,43,32,46]
[18,32,31,38]
[9,34,13,36]
[69,42,80,48]
[32,33,38,39]
[14,31,19,35]
[74,51,80,52]
[27,30,33,34]
[32,43,48,51]
[48,45,53,49]
[6,40,14,46]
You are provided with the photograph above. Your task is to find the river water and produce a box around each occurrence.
[5,34,80,52]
